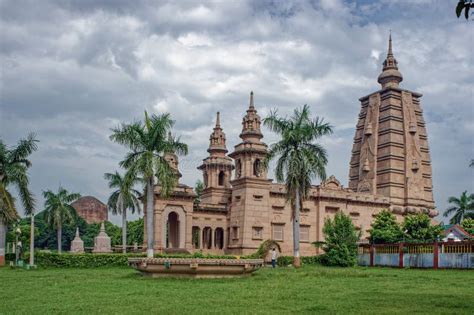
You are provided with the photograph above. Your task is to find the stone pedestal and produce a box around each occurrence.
[93,223,112,253]
[70,228,84,253]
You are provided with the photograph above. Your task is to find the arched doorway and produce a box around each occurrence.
[166,212,179,248]
[202,227,212,249]
[192,226,200,249]
[214,228,224,249]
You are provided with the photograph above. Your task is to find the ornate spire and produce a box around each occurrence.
[378,32,403,89]
[208,111,227,155]
[240,91,262,142]
[164,131,182,178]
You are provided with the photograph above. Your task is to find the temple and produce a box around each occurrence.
[143,35,438,256]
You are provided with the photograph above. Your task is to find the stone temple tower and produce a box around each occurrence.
[349,34,437,217]
[198,112,234,205]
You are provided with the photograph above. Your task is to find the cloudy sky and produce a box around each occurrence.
[1,0,472,225]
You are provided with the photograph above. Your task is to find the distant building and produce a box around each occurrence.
[71,196,108,224]
[144,35,438,256]
[442,225,473,242]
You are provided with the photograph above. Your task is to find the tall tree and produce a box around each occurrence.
[194,180,204,206]
[263,105,332,267]
[43,187,81,253]
[403,213,443,242]
[104,171,141,253]
[0,133,38,266]
[369,209,403,244]
[443,191,474,224]
[110,111,187,258]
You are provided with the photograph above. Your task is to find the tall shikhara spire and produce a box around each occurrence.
[349,33,437,218]
[378,33,403,89]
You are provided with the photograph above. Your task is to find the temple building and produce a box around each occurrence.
[144,35,438,256]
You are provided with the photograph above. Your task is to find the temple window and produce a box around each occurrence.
[252,227,263,240]
[253,159,261,177]
[235,159,241,178]
[300,225,310,242]
[192,226,200,249]
[272,224,284,241]
[232,226,239,240]
[203,171,208,187]
[218,171,225,186]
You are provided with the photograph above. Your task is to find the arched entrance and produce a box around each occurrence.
[214,228,224,249]
[166,212,179,248]
[202,227,212,249]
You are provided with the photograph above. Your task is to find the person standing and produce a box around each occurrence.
[271,248,278,268]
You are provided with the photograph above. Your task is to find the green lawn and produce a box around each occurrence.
[0,265,472,314]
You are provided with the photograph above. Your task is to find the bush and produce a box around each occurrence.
[461,218,474,236]
[277,255,322,267]
[320,212,360,267]
[403,213,443,242]
[369,209,403,244]
[22,251,239,268]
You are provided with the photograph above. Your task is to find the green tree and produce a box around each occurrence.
[110,111,187,258]
[43,187,81,253]
[443,191,474,224]
[456,0,473,20]
[194,180,204,205]
[369,209,403,244]
[263,105,332,267]
[461,218,474,235]
[0,133,38,266]
[104,171,141,253]
[127,218,144,246]
[320,212,360,267]
[402,213,443,242]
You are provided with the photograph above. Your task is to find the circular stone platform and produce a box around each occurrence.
[128,257,264,278]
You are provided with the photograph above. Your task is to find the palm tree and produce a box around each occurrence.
[443,191,474,224]
[104,171,141,253]
[110,111,187,258]
[0,133,38,266]
[263,105,332,267]
[43,187,81,253]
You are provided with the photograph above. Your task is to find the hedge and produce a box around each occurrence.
[277,255,323,267]
[20,252,238,268]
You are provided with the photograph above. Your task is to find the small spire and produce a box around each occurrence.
[100,222,105,233]
[388,31,393,57]
[75,227,80,237]
[215,112,220,128]
[249,91,254,110]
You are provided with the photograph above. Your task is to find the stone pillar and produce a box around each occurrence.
[199,228,203,250]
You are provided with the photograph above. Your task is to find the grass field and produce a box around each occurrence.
[1,265,473,314]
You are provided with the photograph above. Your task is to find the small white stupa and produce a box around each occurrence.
[92,222,112,253]
[70,228,84,253]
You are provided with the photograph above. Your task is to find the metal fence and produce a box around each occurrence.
[358,241,474,269]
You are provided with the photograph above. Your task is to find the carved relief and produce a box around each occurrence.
[357,94,380,193]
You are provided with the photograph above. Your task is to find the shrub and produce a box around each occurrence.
[369,209,403,244]
[461,218,474,236]
[403,213,443,242]
[320,212,360,267]
[22,252,239,268]
[277,255,322,267]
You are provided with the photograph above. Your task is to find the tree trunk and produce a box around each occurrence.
[146,177,154,258]
[29,214,35,266]
[293,188,301,267]
[57,222,62,254]
[122,207,127,254]
[0,218,5,266]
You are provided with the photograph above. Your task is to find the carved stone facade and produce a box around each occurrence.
[144,36,437,256]
[71,196,108,224]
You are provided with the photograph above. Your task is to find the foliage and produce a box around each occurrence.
[276,255,322,266]
[194,180,204,205]
[6,220,39,251]
[456,0,473,20]
[104,171,141,216]
[369,209,403,244]
[127,217,144,245]
[21,251,237,268]
[246,239,282,259]
[263,104,332,263]
[443,191,474,224]
[461,218,474,235]
[320,212,360,267]
[402,213,443,242]
[0,133,38,221]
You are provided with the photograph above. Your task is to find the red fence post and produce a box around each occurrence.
[370,244,374,267]
[433,240,439,270]
[399,243,404,268]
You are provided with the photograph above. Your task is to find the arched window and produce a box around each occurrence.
[235,159,241,179]
[253,159,261,177]
[203,171,208,187]
[218,171,225,186]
